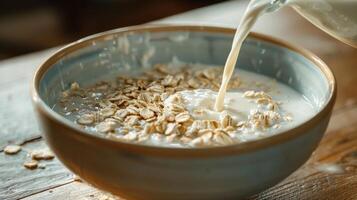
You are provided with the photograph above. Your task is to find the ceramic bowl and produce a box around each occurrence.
[32,25,336,200]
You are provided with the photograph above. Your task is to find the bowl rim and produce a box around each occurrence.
[31,24,337,157]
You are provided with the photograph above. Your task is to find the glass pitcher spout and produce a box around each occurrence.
[289,0,357,48]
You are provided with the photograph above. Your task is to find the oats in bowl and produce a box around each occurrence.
[57,63,315,148]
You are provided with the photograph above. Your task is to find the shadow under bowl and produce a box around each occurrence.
[32,24,336,200]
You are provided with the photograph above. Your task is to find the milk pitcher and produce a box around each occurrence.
[281,0,357,48]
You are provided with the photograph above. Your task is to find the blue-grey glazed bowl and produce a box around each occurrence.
[32,25,336,200]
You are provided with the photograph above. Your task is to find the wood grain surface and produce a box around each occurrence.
[0,50,56,150]
[22,182,105,200]
[1,0,357,199]
[0,139,72,200]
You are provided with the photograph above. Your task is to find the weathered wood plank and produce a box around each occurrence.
[248,103,357,200]
[22,181,122,200]
[0,49,56,150]
[251,124,357,200]
[326,104,357,134]
[320,50,357,111]
[0,83,40,149]
[0,139,73,200]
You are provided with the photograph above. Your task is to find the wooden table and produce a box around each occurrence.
[1,1,357,199]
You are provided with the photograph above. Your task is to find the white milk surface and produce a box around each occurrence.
[163,69,316,144]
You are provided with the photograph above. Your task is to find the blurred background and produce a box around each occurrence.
[0,0,226,60]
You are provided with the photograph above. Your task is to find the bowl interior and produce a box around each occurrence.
[38,26,332,129]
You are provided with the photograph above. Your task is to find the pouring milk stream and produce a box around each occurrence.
[215,0,357,111]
